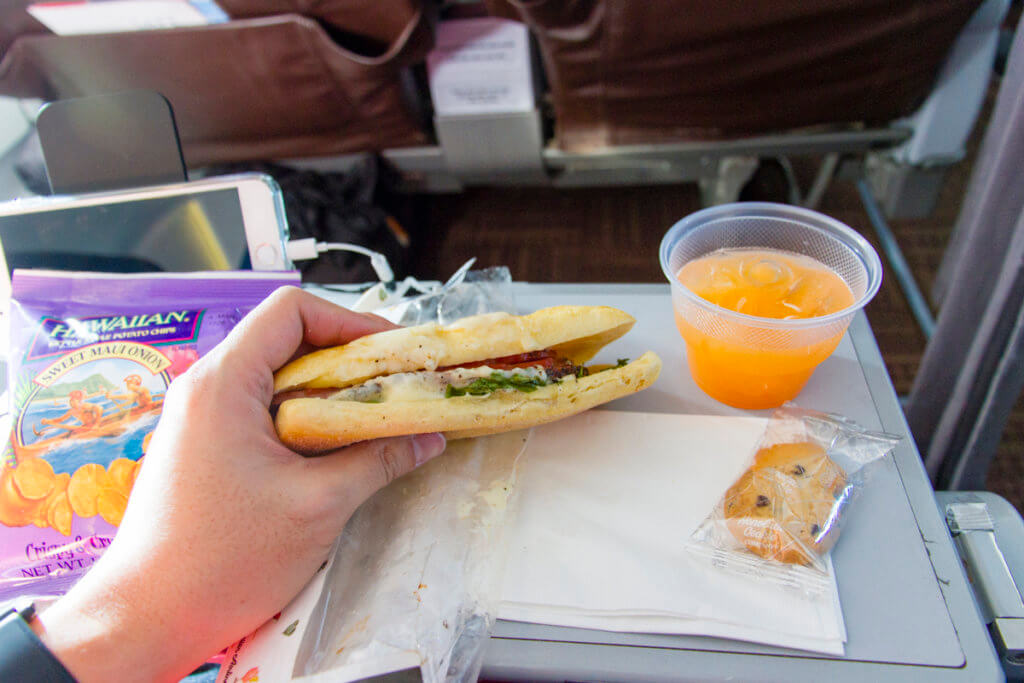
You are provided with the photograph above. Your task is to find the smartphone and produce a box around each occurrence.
[0,173,291,279]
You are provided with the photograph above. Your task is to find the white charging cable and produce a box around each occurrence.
[286,239,480,314]
[286,238,394,282]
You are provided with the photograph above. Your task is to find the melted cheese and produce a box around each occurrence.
[330,366,550,403]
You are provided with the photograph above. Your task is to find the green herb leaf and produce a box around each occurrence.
[283,619,299,636]
[445,372,548,398]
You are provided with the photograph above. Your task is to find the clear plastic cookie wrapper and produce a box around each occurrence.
[688,404,899,594]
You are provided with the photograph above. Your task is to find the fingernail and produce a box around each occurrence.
[412,432,447,467]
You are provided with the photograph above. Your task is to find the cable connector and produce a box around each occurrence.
[285,239,395,283]
[285,237,320,262]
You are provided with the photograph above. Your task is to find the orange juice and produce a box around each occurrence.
[675,248,855,409]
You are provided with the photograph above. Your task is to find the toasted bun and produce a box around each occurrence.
[275,351,661,453]
[274,306,636,393]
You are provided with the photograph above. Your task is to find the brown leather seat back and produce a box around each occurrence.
[489,0,982,150]
[0,2,433,166]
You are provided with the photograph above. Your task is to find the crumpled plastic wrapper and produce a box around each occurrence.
[416,267,515,326]
[386,266,515,327]
[293,431,528,682]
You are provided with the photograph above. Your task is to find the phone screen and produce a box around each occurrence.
[0,188,250,274]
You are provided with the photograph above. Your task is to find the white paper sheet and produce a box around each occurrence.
[498,410,847,655]
[427,18,534,115]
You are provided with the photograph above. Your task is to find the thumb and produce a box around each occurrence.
[305,433,447,512]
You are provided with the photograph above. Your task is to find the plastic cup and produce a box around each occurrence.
[659,202,883,409]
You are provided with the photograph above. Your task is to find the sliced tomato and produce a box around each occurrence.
[441,350,557,372]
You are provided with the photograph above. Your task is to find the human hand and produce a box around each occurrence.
[33,287,447,682]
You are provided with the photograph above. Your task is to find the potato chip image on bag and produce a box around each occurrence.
[0,270,299,601]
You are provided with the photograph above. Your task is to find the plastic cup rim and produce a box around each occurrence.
[659,202,884,331]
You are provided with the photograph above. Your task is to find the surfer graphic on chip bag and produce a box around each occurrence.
[38,389,104,433]
[106,374,161,412]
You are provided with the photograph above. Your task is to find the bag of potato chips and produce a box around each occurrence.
[0,269,299,601]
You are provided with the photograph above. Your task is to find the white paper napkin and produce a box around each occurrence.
[498,410,847,655]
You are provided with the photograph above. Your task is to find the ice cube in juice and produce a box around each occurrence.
[675,248,855,408]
